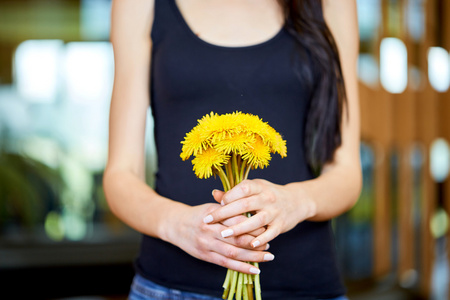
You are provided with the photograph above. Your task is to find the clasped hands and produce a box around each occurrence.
[200,179,315,274]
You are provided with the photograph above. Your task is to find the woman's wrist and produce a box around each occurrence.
[156,199,188,244]
[288,164,361,222]
[284,181,318,223]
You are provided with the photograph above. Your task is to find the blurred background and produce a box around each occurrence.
[0,0,449,299]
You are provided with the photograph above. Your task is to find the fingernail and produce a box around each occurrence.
[252,240,260,248]
[264,254,275,261]
[212,190,215,196]
[221,229,234,238]
[265,243,270,250]
[220,200,225,206]
[203,215,213,224]
[250,267,260,275]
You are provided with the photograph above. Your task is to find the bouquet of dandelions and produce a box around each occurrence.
[180,111,287,300]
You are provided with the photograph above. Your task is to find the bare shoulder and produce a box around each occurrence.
[322,0,359,59]
[110,0,155,46]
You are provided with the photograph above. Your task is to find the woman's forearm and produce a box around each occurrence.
[102,168,187,240]
[286,162,362,222]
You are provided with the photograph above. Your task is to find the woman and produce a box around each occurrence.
[103,0,361,299]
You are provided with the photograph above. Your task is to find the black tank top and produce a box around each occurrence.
[135,0,346,298]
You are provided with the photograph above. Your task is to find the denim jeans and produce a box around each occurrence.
[128,274,349,300]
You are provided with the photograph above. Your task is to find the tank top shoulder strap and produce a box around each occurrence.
[151,0,184,47]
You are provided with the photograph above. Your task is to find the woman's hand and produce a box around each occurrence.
[163,202,274,275]
[205,179,317,248]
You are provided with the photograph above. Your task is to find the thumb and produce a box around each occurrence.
[212,189,225,205]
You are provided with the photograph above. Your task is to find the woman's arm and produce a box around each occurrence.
[104,0,178,239]
[289,0,362,221]
[103,0,272,274]
[206,0,362,247]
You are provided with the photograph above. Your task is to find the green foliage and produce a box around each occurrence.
[0,151,64,229]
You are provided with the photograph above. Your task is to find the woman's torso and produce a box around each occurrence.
[135,0,346,298]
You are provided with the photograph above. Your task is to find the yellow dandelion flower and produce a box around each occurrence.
[234,113,287,158]
[241,136,271,169]
[182,111,286,174]
[214,131,256,155]
[192,147,230,179]
[208,112,242,143]
[196,111,220,132]
[180,112,219,160]
[265,126,287,157]
[239,113,266,133]
[181,127,210,160]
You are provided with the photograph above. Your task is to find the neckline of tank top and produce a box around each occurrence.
[170,0,286,51]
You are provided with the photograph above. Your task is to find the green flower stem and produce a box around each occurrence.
[227,270,238,300]
[248,284,254,300]
[216,167,231,192]
[230,154,236,177]
[254,263,262,300]
[239,159,247,182]
[232,154,239,184]
[223,268,232,289]
[219,158,262,300]
[226,160,235,188]
[222,268,232,299]
[236,272,243,300]
[232,153,241,182]
[243,165,251,181]
[243,282,249,300]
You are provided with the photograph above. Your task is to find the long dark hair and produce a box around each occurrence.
[278,0,347,173]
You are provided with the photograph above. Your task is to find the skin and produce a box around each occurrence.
[103,0,361,276]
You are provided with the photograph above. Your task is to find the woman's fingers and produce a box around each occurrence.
[214,218,267,250]
[205,180,289,249]
[212,239,273,263]
[205,180,274,225]
[196,221,274,274]
[206,252,262,275]
[212,189,225,205]
[207,240,274,274]
[173,203,275,276]
[220,212,271,240]
[204,195,260,225]
[250,226,280,249]
[221,180,263,205]
[220,215,266,237]
[223,232,269,251]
